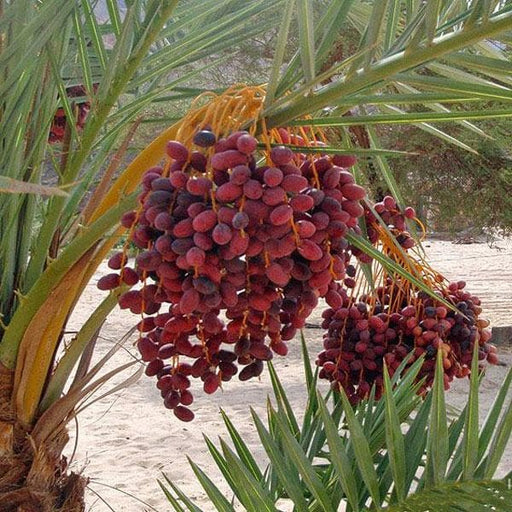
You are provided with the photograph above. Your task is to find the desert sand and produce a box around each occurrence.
[66,238,512,511]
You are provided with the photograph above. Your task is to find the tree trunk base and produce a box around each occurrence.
[0,428,88,512]
[0,367,87,512]
[0,439,88,512]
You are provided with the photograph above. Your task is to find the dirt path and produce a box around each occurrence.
[65,238,512,511]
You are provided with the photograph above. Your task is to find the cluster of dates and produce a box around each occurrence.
[49,85,95,143]
[350,195,418,266]
[99,127,367,420]
[317,277,497,404]
[367,195,417,249]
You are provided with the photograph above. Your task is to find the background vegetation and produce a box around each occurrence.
[377,114,512,233]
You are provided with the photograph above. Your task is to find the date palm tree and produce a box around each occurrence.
[1,0,512,510]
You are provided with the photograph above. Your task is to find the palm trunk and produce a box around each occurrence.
[0,365,86,512]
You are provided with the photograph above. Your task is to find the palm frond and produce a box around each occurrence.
[161,357,512,512]
[384,479,512,512]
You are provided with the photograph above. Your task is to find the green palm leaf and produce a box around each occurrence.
[424,352,449,487]
[269,405,336,512]
[187,459,236,512]
[384,479,512,512]
[317,395,361,511]
[251,408,310,512]
[220,409,264,483]
[462,346,481,480]
[383,366,407,502]
[219,439,278,512]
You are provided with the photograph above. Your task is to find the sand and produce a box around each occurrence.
[65,238,512,511]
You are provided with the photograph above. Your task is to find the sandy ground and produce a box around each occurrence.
[65,238,512,511]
